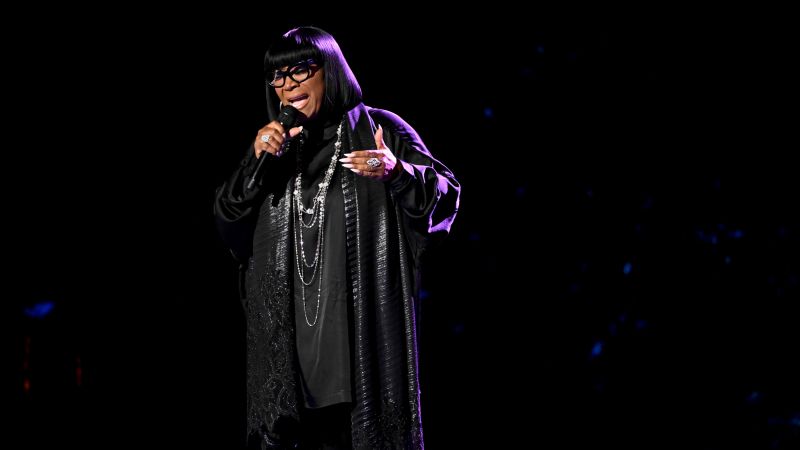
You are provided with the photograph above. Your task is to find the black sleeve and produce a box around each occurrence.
[370,109,461,258]
[213,144,263,262]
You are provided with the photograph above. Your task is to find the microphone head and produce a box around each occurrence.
[277,105,299,129]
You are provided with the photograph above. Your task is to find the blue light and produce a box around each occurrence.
[24,301,55,319]
[590,341,603,359]
[623,262,632,275]
[695,229,719,244]
[729,229,744,239]
[767,416,784,426]
[483,107,494,119]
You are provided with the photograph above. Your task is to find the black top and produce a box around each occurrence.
[292,119,352,408]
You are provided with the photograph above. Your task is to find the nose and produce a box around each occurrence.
[283,76,300,89]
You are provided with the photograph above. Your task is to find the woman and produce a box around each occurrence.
[214,26,460,449]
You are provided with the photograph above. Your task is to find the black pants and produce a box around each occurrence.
[298,403,353,450]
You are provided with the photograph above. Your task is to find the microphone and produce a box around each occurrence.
[246,105,299,190]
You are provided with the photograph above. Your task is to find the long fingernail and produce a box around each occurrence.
[344,153,354,157]
[341,163,354,169]
[339,157,352,163]
[350,168,361,174]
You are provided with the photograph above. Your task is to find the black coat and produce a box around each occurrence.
[214,103,460,449]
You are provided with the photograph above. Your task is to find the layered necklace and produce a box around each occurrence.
[292,119,344,326]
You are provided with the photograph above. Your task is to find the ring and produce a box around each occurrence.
[261,134,271,143]
[366,157,381,168]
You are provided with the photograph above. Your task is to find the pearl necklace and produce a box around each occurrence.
[293,119,344,326]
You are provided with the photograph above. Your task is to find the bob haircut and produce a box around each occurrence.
[264,26,363,116]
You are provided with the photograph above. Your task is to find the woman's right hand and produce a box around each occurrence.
[255,121,303,158]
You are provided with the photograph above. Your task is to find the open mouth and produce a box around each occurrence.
[287,94,309,109]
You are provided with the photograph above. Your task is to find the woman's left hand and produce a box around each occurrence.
[339,125,400,182]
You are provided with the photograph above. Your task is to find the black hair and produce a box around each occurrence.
[265,26,362,116]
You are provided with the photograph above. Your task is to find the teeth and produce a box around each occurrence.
[291,97,309,109]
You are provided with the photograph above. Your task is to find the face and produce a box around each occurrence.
[271,60,325,123]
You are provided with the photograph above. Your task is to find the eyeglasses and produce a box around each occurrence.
[267,59,318,87]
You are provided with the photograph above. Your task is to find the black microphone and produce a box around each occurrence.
[246,105,299,190]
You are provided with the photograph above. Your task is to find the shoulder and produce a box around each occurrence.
[365,106,425,148]
[366,107,409,130]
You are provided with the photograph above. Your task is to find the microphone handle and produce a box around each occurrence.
[246,150,276,191]
[245,106,298,191]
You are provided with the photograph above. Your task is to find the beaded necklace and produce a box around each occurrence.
[292,118,344,326]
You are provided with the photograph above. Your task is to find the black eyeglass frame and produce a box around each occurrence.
[267,59,319,87]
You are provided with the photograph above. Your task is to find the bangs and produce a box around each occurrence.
[263,26,362,114]
[264,39,323,72]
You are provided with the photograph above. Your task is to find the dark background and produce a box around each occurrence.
[5,8,798,449]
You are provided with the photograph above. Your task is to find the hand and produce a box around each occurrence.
[339,125,400,182]
[255,121,303,158]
